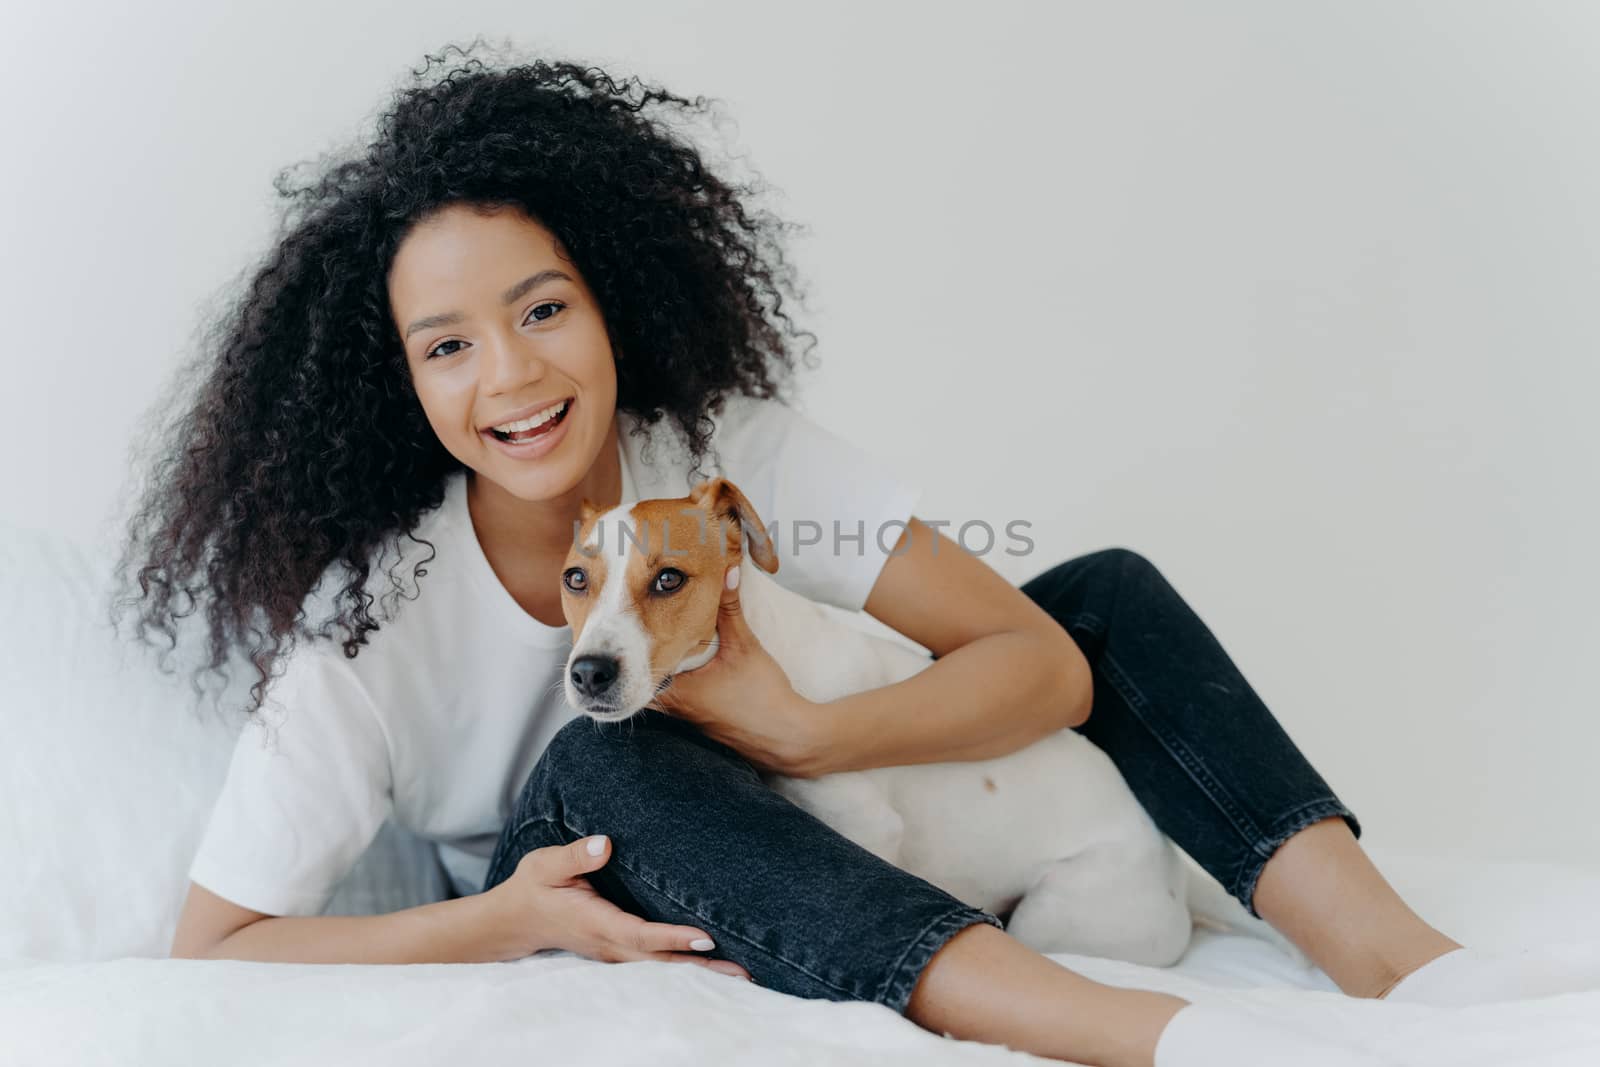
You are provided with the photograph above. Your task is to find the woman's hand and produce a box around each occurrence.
[649,564,825,777]
[488,834,753,981]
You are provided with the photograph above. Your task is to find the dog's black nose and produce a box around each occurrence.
[570,654,620,698]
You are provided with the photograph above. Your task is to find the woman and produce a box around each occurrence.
[116,43,1581,1067]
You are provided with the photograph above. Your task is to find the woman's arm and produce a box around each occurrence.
[793,517,1092,779]
[170,879,519,964]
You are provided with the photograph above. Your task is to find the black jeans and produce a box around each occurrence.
[481,547,1361,1015]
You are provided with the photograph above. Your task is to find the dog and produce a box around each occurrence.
[558,476,1292,965]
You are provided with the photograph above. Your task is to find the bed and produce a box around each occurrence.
[4,522,1597,1065]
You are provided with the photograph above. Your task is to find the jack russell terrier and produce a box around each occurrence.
[558,477,1297,966]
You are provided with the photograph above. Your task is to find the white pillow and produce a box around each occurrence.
[0,521,449,962]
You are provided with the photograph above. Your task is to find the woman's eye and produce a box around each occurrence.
[423,301,568,360]
[425,338,466,360]
[527,300,566,323]
[562,567,588,593]
[653,569,685,594]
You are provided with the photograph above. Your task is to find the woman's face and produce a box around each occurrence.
[387,203,618,504]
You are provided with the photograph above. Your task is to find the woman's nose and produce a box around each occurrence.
[479,334,547,393]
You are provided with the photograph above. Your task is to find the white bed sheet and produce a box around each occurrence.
[2,844,1597,1066]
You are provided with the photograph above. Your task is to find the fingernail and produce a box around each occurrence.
[689,937,715,951]
[725,566,739,590]
[585,835,607,855]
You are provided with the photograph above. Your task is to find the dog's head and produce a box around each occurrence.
[560,477,779,721]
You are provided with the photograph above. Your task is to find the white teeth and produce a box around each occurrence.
[492,399,568,434]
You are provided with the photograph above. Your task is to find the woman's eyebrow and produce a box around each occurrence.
[403,268,575,339]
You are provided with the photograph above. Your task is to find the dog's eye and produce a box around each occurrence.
[562,567,588,593]
[653,568,685,594]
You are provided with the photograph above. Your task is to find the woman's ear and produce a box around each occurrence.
[688,477,779,574]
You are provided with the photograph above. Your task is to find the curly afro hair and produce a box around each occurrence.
[110,39,820,719]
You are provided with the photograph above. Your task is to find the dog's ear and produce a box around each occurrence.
[577,496,601,524]
[688,477,779,574]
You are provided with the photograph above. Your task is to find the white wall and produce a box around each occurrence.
[3,1,1596,868]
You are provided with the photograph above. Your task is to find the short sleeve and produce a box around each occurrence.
[187,642,394,917]
[709,394,923,613]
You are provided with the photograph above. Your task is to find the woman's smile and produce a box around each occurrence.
[480,395,576,460]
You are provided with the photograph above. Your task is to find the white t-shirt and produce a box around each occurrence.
[186,393,923,915]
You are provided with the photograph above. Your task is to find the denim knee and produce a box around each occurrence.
[1022,545,1155,616]
[509,714,725,837]
[1084,546,1161,594]
[512,716,606,831]
[530,715,616,805]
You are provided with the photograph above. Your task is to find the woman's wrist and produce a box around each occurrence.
[473,882,545,962]
[787,693,854,779]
